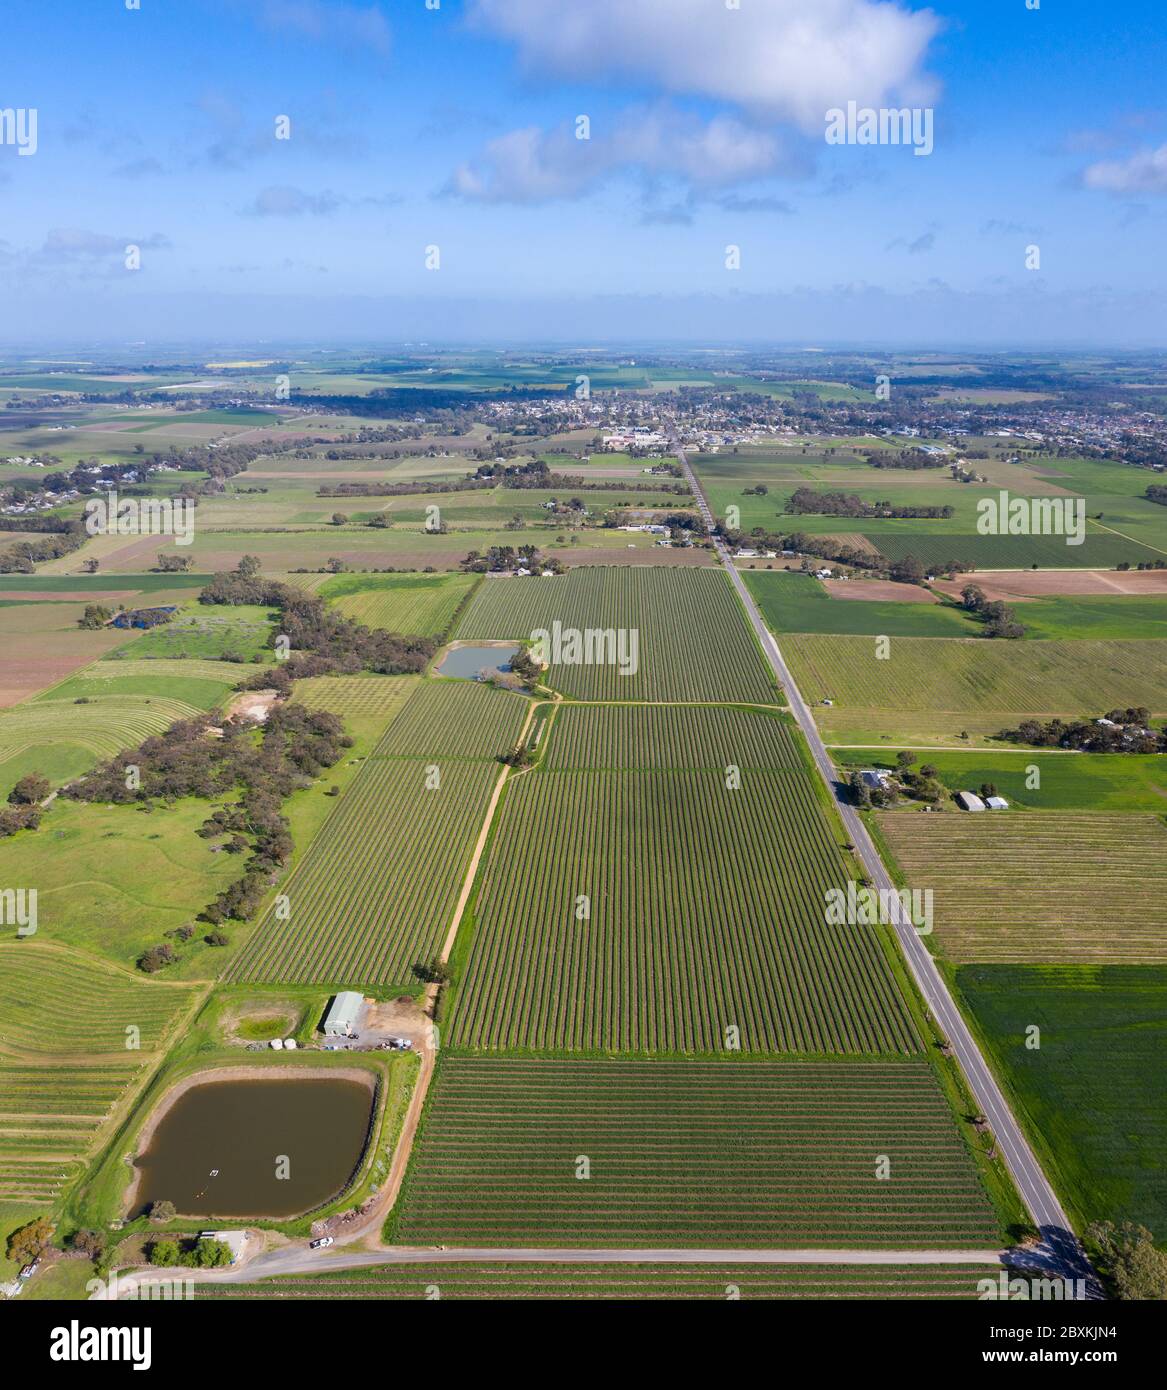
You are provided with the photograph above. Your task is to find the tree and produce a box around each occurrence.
[895,750,917,772]
[331,512,349,526]
[148,1199,176,1224]
[8,773,49,806]
[79,603,112,629]
[1087,1221,1167,1300]
[138,944,176,974]
[149,1240,181,1267]
[7,1215,53,1266]
[82,558,99,573]
[70,1228,106,1261]
[237,554,262,579]
[413,956,451,985]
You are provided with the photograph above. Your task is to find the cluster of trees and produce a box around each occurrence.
[201,557,435,692]
[960,584,1026,639]
[847,752,944,807]
[460,545,562,574]
[0,773,48,838]
[148,1236,233,1269]
[863,448,949,470]
[0,520,88,574]
[64,701,349,970]
[999,708,1165,753]
[1146,484,1167,507]
[1087,1221,1167,1300]
[786,486,954,520]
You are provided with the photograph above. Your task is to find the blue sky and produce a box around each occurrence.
[1,0,1165,345]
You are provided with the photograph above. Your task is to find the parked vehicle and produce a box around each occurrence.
[309,1237,334,1250]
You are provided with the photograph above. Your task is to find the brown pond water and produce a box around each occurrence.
[132,1075,373,1219]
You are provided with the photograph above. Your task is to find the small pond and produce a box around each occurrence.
[435,642,520,680]
[131,1074,373,1219]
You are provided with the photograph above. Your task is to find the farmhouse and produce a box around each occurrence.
[859,769,891,791]
[322,991,365,1038]
[956,791,986,812]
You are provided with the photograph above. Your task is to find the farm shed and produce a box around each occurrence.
[860,769,890,791]
[955,791,987,812]
[323,991,365,1038]
[985,796,1009,810]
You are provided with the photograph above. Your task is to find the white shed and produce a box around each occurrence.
[323,991,365,1038]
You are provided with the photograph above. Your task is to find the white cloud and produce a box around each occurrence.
[469,0,940,130]
[1082,144,1167,195]
[447,107,792,203]
[40,229,171,260]
[256,0,391,56]
[245,185,343,216]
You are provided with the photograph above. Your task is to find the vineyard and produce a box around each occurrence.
[543,702,805,771]
[320,572,479,638]
[0,943,198,1207]
[784,634,1167,717]
[226,680,529,986]
[391,1057,1001,1247]
[453,707,916,1054]
[292,673,416,723]
[200,1262,1008,1300]
[453,566,779,703]
[879,812,1167,962]
[372,679,528,761]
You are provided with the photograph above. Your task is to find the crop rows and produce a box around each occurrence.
[0,695,201,763]
[0,944,197,1205]
[392,1058,1000,1247]
[292,673,416,722]
[544,702,804,771]
[200,1261,1007,1300]
[870,529,1163,570]
[453,763,917,1054]
[227,757,501,985]
[323,572,479,638]
[785,634,1167,716]
[880,813,1167,962]
[373,680,528,761]
[454,566,778,703]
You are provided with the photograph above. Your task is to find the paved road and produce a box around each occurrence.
[673,437,1094,1288]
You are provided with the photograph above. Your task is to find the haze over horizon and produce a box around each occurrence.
[2,0,1166,345]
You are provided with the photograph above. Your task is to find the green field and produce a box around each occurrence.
[391,1057,1001,1248]
[0,799,244,968]
[0,943,198,1207]
[109,604,277,662]
[0,691,209,800]
[36,658,243,710]
[745,572,975,637]
[835,749,1167,812]
[226,681,529,986]
[452,705,916,1054]
[786,635,1167,719]
[869,529,1163,570]
[957,965,1167,1234]
[319,572,479,638]
[454,567,778,703]
[200,1261,1009,1300]
[879,812,1167,963]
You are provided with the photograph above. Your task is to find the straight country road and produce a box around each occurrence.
[672,435,1094,1287]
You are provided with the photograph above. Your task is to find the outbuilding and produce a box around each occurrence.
[985,795,1010,810]
[323,991,365,1038]
[956,791,986,812]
